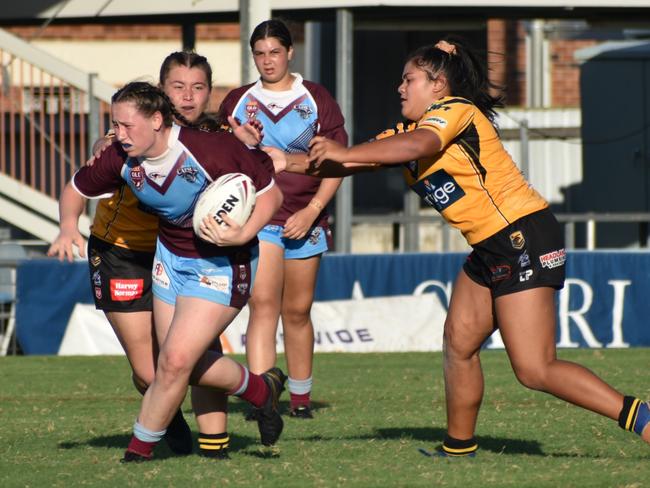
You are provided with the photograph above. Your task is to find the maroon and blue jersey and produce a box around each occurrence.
[219,74,347,226]
[72,124,275,258]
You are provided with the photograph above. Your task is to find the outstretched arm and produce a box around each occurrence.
[309,129,441,166]
[47,183,87,262]
[264,147,376,177]
[266,128,442,178]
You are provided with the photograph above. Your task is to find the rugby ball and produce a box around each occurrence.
[192,173,256,235]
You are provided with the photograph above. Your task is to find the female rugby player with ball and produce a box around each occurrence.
[54,81,285,462]
[49,52,267,459]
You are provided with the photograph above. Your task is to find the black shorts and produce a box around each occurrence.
[88,235,154,312]
[463,208,566,298]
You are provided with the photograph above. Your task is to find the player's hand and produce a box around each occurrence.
[86,131,114,167]
[262,146,287,173]
[47,228,86,262]
[283,206,319,240]
[198,213,248,246]
[308,136,349,166]
[229,115,264,147]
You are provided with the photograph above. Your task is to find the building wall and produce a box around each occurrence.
[6,20,601,109]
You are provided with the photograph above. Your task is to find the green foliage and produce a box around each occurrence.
[0,350,649,487]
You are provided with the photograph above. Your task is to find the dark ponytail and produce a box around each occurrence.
[407,36,504,124]
[112,81,194,128]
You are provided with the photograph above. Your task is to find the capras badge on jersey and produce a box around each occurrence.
[412,169,465,212]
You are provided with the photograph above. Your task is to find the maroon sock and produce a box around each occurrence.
[290,392,311,409]
[238,372,269,408]
[126,435,155,458]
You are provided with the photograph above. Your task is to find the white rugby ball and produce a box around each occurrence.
[192,173,256,236]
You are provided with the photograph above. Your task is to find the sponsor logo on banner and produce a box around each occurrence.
[413,169,466,212]
[540,249,566,269]
[199,275,230,293]
[152,260,170,289]
[510,231,526,250]
[110,279,144,301]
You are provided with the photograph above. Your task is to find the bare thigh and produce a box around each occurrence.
[105,310,157,386]
[494,287,557,381]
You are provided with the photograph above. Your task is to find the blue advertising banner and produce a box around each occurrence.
[15,252,650,354]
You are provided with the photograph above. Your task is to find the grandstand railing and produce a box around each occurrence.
[0,27,114,241]
[353,212,650,252]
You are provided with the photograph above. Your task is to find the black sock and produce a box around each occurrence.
[442,434,478,456]
[617,395,650,435]
[198,432,229,458]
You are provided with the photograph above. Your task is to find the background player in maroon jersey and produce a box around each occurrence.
[219,19,347,419]
[273,37,650,455]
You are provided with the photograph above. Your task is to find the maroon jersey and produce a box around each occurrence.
[218,74,347,226]
[73,125,275,258]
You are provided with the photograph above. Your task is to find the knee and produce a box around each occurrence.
[132,372,152,394]
[249,291,280,315]
[281,303,311,327]
[512,364,548,391]
[157,349,192,384]
[443,317,476,363]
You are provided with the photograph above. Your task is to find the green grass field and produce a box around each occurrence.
[1,350,649,487]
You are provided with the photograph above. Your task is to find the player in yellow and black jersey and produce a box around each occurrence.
[272,36,650,457]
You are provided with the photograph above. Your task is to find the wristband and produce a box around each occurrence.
[309,198,324,211]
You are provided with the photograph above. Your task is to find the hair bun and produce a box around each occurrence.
[435,40,457,55]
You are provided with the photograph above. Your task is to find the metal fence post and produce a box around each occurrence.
[87,72,100,218]
[335,9,354,253]
[403,190,419,252]
[519,118,529,178]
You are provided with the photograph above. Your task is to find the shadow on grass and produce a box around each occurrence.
[58,432,262,459]
[227,399,330,417]
[377,427,544,455]
[376,427,611,458]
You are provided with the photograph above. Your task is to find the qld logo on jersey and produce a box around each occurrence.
[130,166,145,191]
[412,169,465,212]
[245,100,259,120]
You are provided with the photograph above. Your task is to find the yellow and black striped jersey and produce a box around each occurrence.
[377,96,547,245]
[91,186,158,252]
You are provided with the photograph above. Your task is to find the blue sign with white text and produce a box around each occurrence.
[14,252,650,354]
